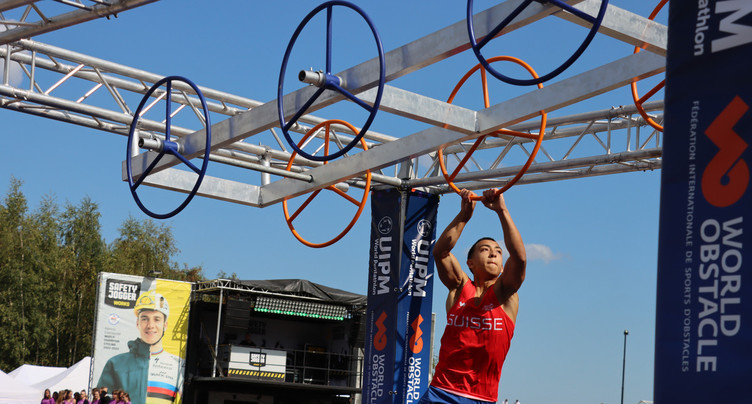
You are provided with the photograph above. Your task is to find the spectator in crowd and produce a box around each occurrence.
[90,388,100,404]
[114,390,129,404]
[98,387,111,404]
[77,390,89,404]
[41,389,55,404]
[56,390,74,404]
[122,392,131,404]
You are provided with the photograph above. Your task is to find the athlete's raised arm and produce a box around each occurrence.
[433,189,475,309]
[483,189,526,315]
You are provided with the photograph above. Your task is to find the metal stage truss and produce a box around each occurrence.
[0,0,158,44]
[0,0,666,209]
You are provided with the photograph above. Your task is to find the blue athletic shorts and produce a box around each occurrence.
[418,385,496,404]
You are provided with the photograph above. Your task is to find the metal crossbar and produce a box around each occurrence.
[0,0,666,208]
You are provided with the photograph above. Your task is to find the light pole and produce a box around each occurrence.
[621,329,629,404]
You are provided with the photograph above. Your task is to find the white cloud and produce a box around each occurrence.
[525,243,564,264]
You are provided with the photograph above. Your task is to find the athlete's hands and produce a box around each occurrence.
[481,188,508,213]
[458,189,477,222]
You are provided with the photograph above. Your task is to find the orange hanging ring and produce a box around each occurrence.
[283,119,372,248]
[438,55,546,201]
[630,0,667,132]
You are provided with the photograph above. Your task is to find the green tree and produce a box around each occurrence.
[110,215,178,277]
[216,270,240,280]
[0,177,31,370]
[0,177,205,370]
[108,215,205,281]
[175,262,206,283]
[25,195,66,366]
[60,197,107,365]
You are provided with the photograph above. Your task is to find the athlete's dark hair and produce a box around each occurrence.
[467,237,498,261]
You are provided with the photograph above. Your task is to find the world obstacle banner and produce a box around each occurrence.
[365,190,401,404]
[656,1,752,402]
[364,189,438,404]
[91,273,192,404]
[394,190,438,404]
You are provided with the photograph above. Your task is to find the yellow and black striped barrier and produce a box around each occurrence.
[228,368,284,380]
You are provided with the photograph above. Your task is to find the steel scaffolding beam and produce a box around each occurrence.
[0,0,667,209]
[0,0,159,44]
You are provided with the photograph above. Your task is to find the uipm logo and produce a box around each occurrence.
[377,216,393,235]
[416,219,432,237]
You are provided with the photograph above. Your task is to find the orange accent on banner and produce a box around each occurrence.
[702,96,750,207]
[410,315,424,354]
[374,311,388,351]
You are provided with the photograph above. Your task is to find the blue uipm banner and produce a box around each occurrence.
[364,189,438,404]
[394,190,438,404]
[656,1,752,402]
[365,190,401,404]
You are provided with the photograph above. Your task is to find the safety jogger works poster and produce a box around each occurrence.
[90,273,192,404]
[656,1,752,403]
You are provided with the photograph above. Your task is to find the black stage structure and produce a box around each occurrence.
[184,279,367,404]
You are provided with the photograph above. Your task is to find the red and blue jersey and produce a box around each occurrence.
[431,280,515,402]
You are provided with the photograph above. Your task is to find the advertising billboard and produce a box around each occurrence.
[91,273,192,404]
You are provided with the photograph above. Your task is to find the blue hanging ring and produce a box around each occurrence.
[278,0,385,162]
[126,76,211,219]
[467,0,609,86]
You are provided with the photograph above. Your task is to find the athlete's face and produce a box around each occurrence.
[468,240,503,276]
[137,309,167,345]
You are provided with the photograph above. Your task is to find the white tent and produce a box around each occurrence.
[0,370,42,404]
[8,363,66,387]
[31,356,91,394]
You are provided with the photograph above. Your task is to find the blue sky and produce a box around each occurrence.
[0,1,665,403]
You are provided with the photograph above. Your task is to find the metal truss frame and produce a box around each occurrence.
[0,0,667,209]
[0,0,159,44]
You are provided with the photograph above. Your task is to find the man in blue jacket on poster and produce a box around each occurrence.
[98,291,184,404]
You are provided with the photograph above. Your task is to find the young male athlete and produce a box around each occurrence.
[421,188,526,404]
[98,291,184,404]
